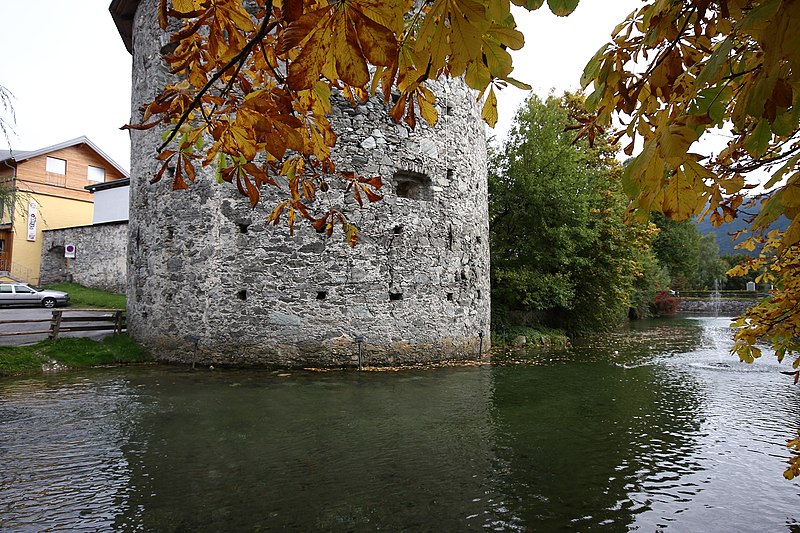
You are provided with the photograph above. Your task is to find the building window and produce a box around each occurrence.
[87,165,106,182]
[46,157,66,175]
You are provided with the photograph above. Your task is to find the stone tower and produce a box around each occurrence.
[111,0,490,367]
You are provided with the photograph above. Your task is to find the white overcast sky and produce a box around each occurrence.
[0,0,642,172]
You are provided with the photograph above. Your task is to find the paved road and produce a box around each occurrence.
[0,307,121,346]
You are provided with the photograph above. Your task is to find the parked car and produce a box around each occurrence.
[0,283,70,308]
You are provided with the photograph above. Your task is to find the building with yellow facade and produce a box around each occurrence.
[0,136,128,284]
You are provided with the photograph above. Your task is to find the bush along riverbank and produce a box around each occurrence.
[0,335,152,377]
[492,326,570,350]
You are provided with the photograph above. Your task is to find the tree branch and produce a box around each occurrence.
[158,1,276,153]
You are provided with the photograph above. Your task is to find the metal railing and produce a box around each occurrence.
[0,261,37,284]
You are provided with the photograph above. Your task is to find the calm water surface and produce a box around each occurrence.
[1,316,799,531]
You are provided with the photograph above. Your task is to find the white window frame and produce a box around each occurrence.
[87,165,106,182]
[45,156,66,175]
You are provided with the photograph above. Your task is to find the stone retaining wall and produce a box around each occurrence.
[677,298,757,316]
[40,222,127,293]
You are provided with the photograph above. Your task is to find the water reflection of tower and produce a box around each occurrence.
[110,0,490,367]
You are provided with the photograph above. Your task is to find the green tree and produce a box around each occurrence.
[490,94,643,333]
[693,233,729,290]
[629,243,671,319]
[721,253,757,290]
[650,213,700,291]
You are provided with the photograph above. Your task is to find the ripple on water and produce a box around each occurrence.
[1,378,137,531]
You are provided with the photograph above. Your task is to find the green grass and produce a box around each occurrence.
[492,325,569,348]
[44,283,126,309]
[0,335,151,376]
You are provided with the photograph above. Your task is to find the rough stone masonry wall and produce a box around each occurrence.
[40,222,127,293]
[127,0,490,367]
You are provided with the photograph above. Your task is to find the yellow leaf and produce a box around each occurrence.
[658,124,701,164]
[352,9,398,67]
[465,61,492,91]
[287,29,332,90]
[333,14,370,87]
[546,0,578,17]
[172,0,197,14]
[482,37,513,78]
[417,89,439,125]
[449,2,484,73]
[487,26,525,50]
[487,0,512,22]
[659,169,704,221]
[481,86,498,126]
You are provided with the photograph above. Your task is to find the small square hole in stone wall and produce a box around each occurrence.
[316,290,327,300]
[238,223,250,234]
[447,168,454,180]
[237,289,247,301]
[393,225,404,235]
[447,292,454,301]
[389,292,403,301]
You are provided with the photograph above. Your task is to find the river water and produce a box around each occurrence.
[1,315,799,531]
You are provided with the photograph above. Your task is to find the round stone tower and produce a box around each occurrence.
[113,0,490,367]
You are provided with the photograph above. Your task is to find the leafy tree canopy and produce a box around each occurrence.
[650,212,700,291]
[490,93,646,333]
[580,0,800,365]
[579,0,800,478]
[694,233,729,290]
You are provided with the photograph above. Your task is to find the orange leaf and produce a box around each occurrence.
[333,15,370,87]
[352,9,398,66]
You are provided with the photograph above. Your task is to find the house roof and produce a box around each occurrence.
[0,136,129,178]
[85,177,130,192]
[109,0,140,54]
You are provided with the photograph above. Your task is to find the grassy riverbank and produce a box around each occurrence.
[44,283,126,309]
[0,335,151,377]
[492,325,569,349]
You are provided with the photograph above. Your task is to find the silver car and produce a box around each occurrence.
[0,283,70,308]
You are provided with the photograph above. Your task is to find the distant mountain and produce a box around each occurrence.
[695,209,790,256]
